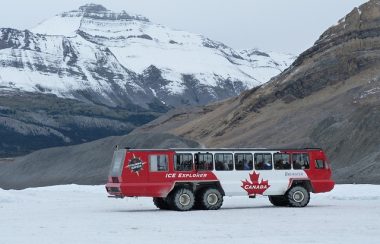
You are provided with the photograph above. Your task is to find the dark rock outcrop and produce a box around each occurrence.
[0,91,161,157]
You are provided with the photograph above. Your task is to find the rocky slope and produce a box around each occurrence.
[0,4,294,156]
[134,0,380,183]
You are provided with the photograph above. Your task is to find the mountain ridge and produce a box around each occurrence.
[14,3,295,108]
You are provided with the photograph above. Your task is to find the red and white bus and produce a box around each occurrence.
[105,148,334,211]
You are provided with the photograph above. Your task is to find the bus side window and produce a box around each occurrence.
[274,153,291,170]
[174,153,193,171]
[149,155,168,172]
[315,159,325,169]
[215,153,233,171]
[234,153,253,170]
[195,153,214,171]
[292,153,310,170]
[254,153,272,170]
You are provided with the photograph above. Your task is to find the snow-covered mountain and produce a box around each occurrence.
[0,3,295,156]
[0,3,295,108]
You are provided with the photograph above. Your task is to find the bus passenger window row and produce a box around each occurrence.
[168,152,310,172]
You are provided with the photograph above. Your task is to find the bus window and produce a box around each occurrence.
[273,153,291,170]
[292,153,310,170]
[174,153,193,171]
[234,153,253,170]
[195,153,213,171]
[149,155,168,172]
[315,159,325,169]
[254,153,272,170]
[215,153,233,171]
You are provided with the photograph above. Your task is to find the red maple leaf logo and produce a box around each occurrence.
[241,171,270,196]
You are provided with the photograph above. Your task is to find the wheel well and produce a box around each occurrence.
[171,181,225,196]
[289,180,314,193]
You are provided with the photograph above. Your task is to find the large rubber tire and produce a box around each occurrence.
[153,197,170,210]
[268,195,289,206]
[286,186,310,207]
[197,188,223,210]
[168,188,195,211]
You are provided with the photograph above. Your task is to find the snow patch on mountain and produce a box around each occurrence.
[32,15,82,37]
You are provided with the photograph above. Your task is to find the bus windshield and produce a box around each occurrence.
[109,149,126,176]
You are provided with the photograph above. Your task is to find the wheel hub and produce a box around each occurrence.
[207,193,218,205]
[179,193,191,206]
[293,191,305,203]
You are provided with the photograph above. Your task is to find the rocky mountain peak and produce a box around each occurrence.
[75,3,149,22]
[78,3,108,13]
[317,0,380,44]
[57,3,150,22]
[240,49,270,58]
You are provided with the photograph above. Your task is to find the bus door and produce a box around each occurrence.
[147,151,174,197]
[122,151,149,195]
[308,150,332,182]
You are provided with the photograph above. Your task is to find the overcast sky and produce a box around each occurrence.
[0,0,367,54]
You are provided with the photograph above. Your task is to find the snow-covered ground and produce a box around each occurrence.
[1,184,379,244]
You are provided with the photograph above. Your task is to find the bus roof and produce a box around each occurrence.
[122,147,323,152]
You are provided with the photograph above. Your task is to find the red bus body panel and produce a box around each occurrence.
[106,148,335,198]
